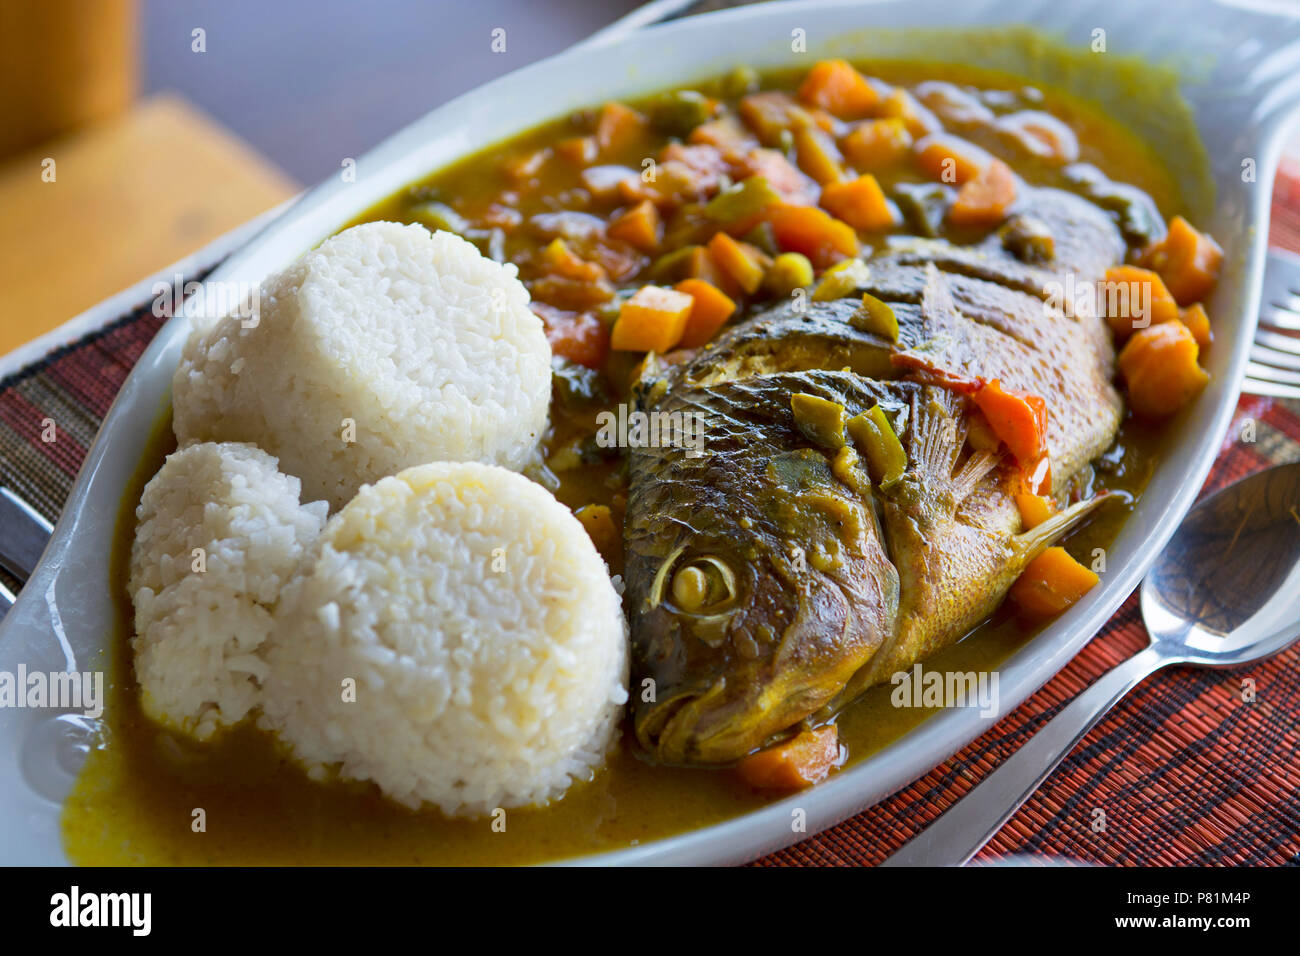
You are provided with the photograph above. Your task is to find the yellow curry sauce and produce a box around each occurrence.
[66,59,1181,865]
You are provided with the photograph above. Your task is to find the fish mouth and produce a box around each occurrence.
[635,671,839,765]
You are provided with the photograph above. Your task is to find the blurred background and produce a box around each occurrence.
[0,0,645,354]
[3,0,1299,358]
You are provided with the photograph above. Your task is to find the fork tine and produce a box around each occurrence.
[1246,360,1300,386]
[1251,343,1300,372]
[1243,375,1300,399]
[1262,307,1300,331]
[1255,328,1300,353]
[0,580,14,621]
[0,487,53,582]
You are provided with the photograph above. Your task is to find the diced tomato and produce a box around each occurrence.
[532,303,610,369]
[737,149,820,204]
[971,379,1048,469]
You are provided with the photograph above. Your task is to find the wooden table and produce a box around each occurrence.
[0,95,297,357]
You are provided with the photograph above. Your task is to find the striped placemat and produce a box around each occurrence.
[2,174,1298,867]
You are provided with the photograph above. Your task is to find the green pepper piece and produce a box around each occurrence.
[648,244,706,282]
[849,293,899,341]
[650,90,716,137]
[705,176,782,227]
[847,404,907,490]
[716,65,760,99]
[742,220,780,257]
[891,182,950,238]
[791,393,847,449]
[408,201,470,235]
[812,258,872,302]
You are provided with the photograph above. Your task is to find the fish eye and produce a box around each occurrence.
[670,556,737,613]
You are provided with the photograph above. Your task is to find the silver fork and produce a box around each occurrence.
[1,251,1299,620]
[1246,248,1300,399]
[0,487,54,618]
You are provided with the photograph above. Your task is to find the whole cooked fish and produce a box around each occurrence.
[624,186,1125,765]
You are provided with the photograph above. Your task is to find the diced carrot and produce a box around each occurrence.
[651,244,739,296]
[532,304,610,369]
[971,379,1047,467]
[706,231,765,295]
[607,200,662,254]
[767,203,860,270]
[949,159,1018,228]
[1014,493,1055,530]
[1139,216,1223,305]
[840,118,914,171]
[797,60,879,120]
[738,91,810,146]
[879,86,941,137]
[674,278,737,348]
[793,123,845,185]
[555,135,597,166]
[1117,320,1209,419]
[610,285,694,353]
[820,174,899,232]
[1101,265,1181,339]
[1180,302,1213,353]
[595,102,649,155]
[807,107,843,136]
[913,132,992,185]
[1010,547,1099,620]
[735,725,841,790]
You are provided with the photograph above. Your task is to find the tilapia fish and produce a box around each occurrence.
[624,187,1124,765]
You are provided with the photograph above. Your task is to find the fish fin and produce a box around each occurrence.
[1014,493,1111,559]
[951,448,1004,504]
[905,386,965,489]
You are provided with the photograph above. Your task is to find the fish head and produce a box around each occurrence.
[624,372,900,764]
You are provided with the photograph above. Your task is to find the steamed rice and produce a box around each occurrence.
[260,461,629,817]
[128,441,327,739]
[171,221,552,510]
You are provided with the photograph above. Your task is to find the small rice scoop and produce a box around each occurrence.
[260,461,629,817]
[172,221,552,510]
[128,441,327,740]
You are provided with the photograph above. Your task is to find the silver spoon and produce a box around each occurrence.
[882,461,1300,867]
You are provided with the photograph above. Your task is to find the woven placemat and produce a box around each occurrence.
[3,169,1299,868]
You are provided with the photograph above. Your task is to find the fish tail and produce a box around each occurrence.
[1014,492,1111,559]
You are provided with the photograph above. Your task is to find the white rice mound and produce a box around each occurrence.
[171,221,552,510]
[260,461,629,817]
[129,441,328,740]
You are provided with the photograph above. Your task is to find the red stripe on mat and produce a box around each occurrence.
[0,389,87,479]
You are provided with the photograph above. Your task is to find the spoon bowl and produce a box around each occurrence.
[885,461,1300,866]
[1142,462,1300,665]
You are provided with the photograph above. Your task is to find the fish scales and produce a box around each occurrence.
[625,186,1125,764]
